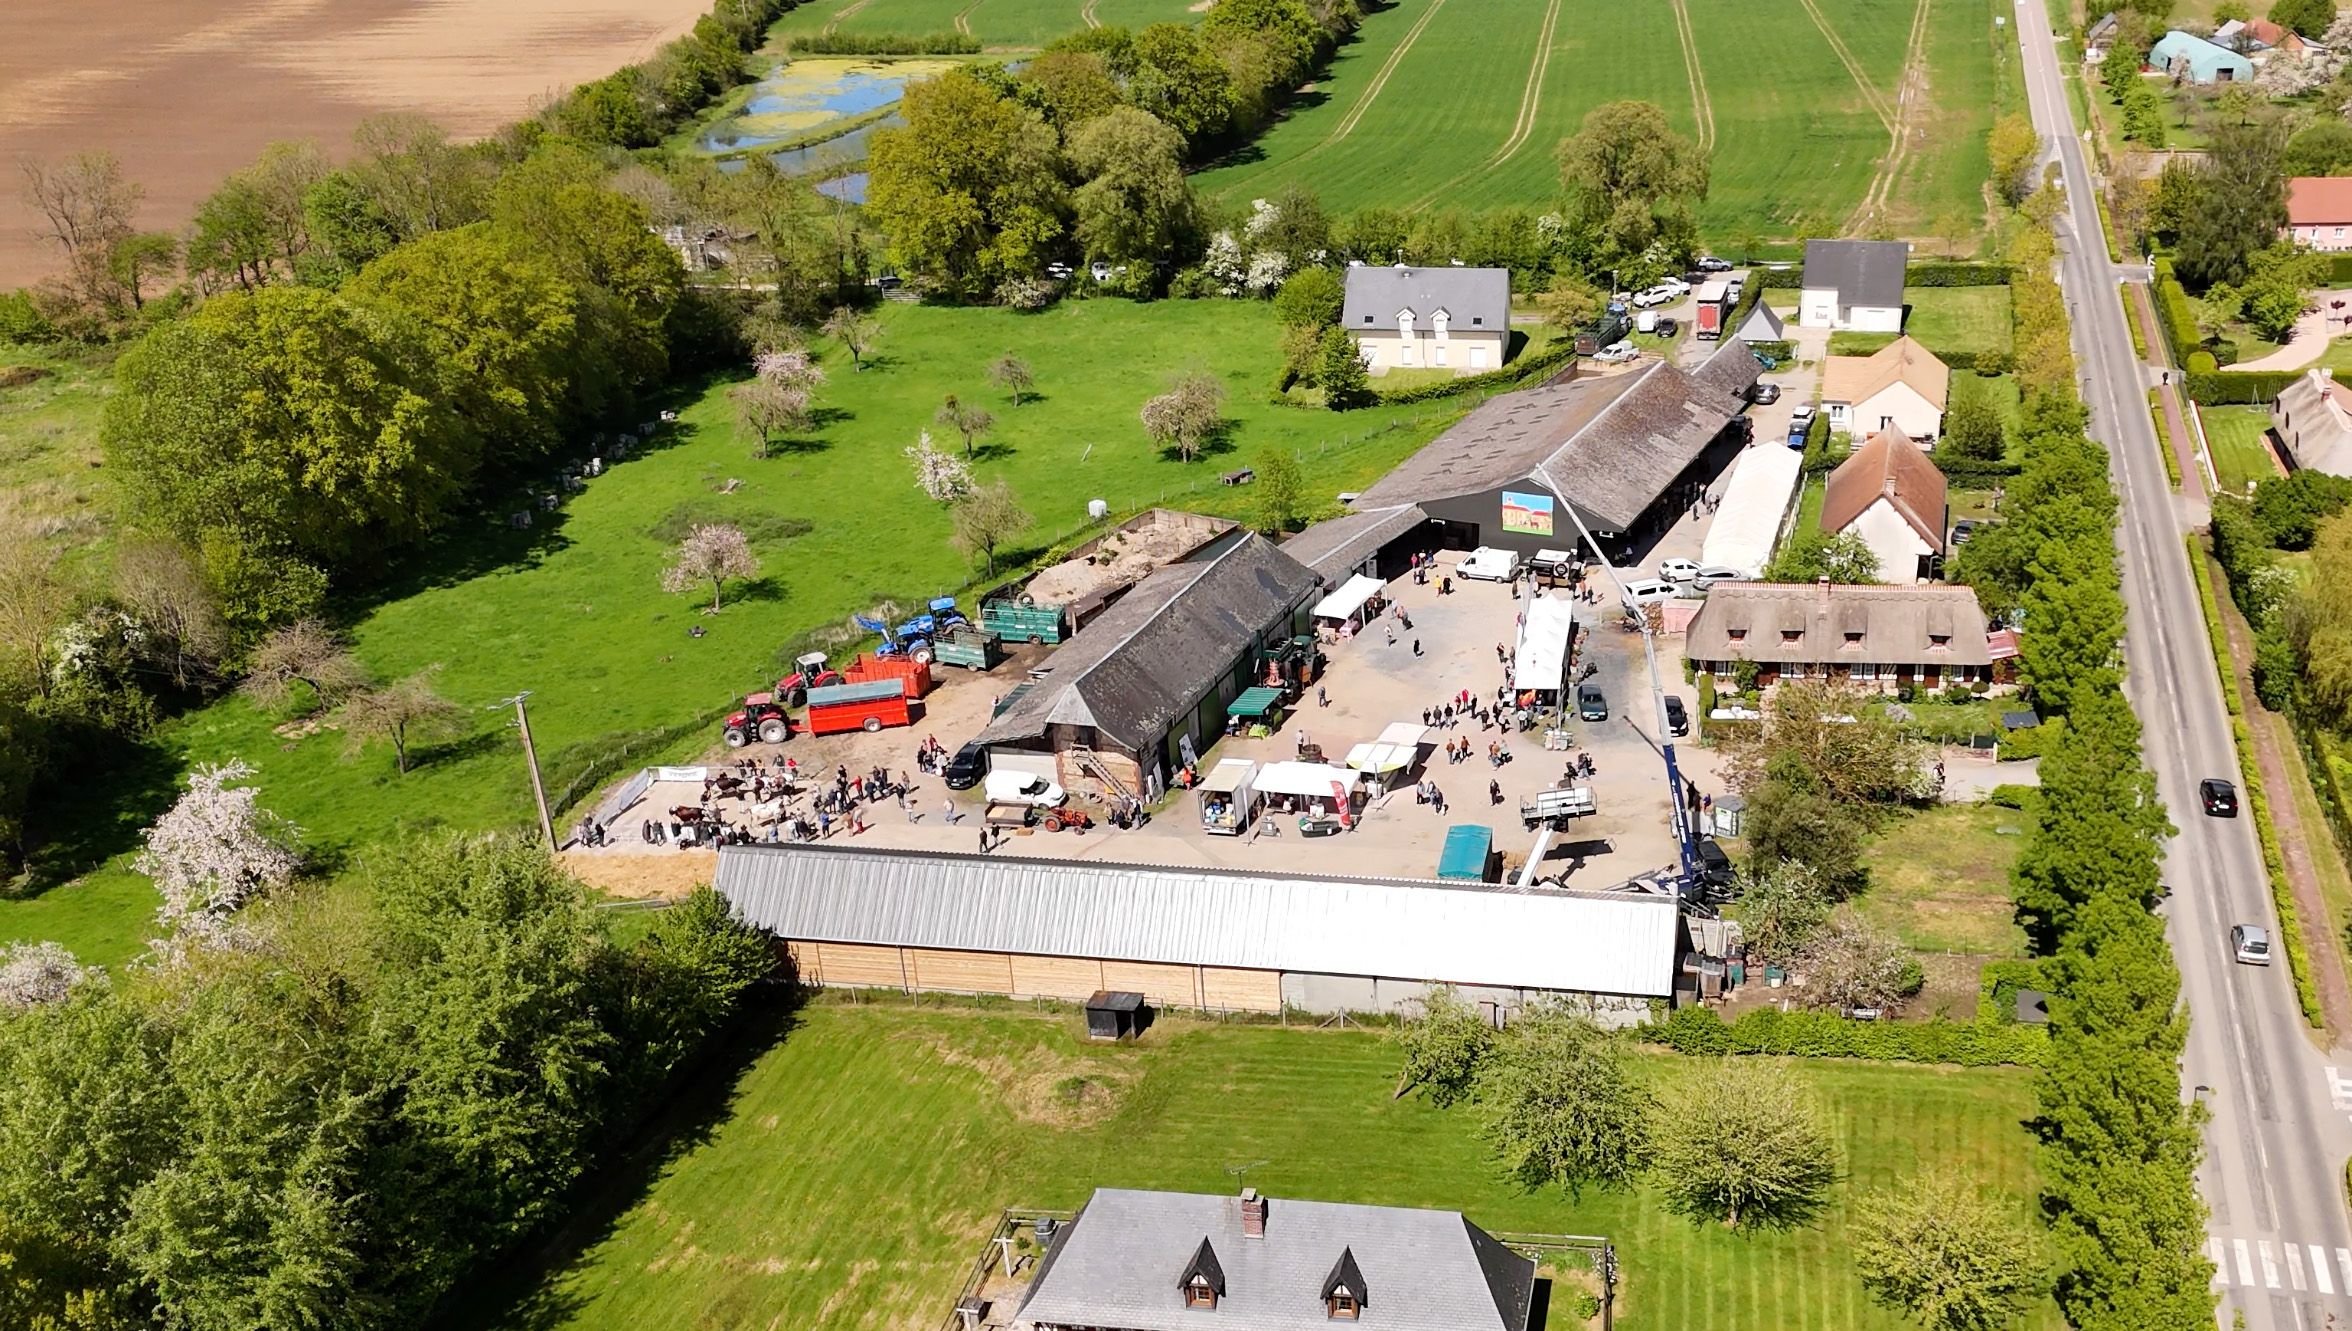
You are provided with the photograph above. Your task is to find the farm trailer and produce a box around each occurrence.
[804,679,914,736]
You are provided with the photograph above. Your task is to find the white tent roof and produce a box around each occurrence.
[1513,594,1579,689]
[1255,761,1362,798]
[1311,573,1385,621]
[1699,443,1804,578]
[1345,722,1431,774]
[1201,758,1255,794]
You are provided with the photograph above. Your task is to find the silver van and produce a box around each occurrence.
[2231,923,2272,966]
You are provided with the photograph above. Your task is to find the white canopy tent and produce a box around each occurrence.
[1513,594,1579,693]
[1310,574,1386,629]
[1699,443,1802,579]
[1253,761,1361,807]
[1343,721,1432,785]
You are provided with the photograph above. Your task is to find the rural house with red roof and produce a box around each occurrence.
[1821,429,1950,583]
[2288,178,2352,252]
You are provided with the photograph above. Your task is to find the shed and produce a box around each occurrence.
[1706,792,1746,838]
[2002,709,2040,732]
[1084,990,1147,1040]
[2015,989,2050,1025]
[1437,825,1497,882]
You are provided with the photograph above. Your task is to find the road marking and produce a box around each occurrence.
[2288,1243,2308,1290]
[2238,1239,2256,1286]
[2338,1248,2352,1291]
[2327,1065,2352,1109]
[2316,1245,2335,1294]
[2261,1240,2280,1289]
[2211,1237,2228,1286]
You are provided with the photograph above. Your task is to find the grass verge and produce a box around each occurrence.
[2147,389,2182,490]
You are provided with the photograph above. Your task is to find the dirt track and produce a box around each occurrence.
[0,0,712,287]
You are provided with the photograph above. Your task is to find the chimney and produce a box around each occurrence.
[1241,1187,1267,1238]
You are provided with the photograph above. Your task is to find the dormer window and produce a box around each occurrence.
[1471,316,1484,326]
[1781,629,1803,644]
[1180,1237,1226,1312]
[1186,1277,1218,1310]
[1726,628,1747,642]
[1928,633,1951,649]
[1431,309,1450,338]
[1844,631,1864,646]
[1327,1289,1360,1320]
[1322,1247,1368,1322]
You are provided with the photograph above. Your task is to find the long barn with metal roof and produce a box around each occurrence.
[715,844,1687,1019]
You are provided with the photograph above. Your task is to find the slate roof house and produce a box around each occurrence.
[1686,581,1996,690]
[2148,29,2254,82]
[2082,11,2120,62]
[1821,336,1950,443]
[1799,239,1909,331]
[1821,429,1949,583]
[2271,367,2352,476]
[1015,1188,1537,1331]
[2287,177,2352,253]
[974,528,1320,802]
[1342,265,1512,376]
[1347,341,1758,561]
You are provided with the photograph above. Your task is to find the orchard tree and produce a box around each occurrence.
[937,394,997,457]
[1653,1058,1838,1228]
[988,353,1036,406]
[0,941,98,1013]
[1798,907,1919,1014]
[1737,861,1834,962]
[734,346,826,458]
[661,523,760,612]
[135,760,303,935]
[337,671,468,775]
[906,430,976,504]
[1141,371,1226,460]
[1478,1004,1653,1196]
[949,479,1031,576]
[239,619,370,714]
[1855,1175,2043,1331]
[1390,984,1493,1105]
[820,305,880,371]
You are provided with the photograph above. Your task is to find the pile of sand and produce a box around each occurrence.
[1023,523,1211,606]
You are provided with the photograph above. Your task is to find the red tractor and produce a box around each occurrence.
[721,692,793,748]
[776,651,847,708]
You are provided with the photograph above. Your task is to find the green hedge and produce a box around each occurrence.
[1905,263,2015,287]
[1996,714,2063,761]
[1371,338,1576,405]
[1747,339,1795,360]
[1934,459,2023,487]
[1644,1006,2047,1066]
[2329,254,2352,286]
[2151,258,2200,367]
[2184,370,2299,406]
[1754,266,1806,289]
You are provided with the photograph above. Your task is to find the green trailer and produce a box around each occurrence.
[931,624,1004,671]
[1437,825,1497,882]
[980,598,1068,645]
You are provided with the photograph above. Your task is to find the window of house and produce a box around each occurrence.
[1726,628,1747,642]
[1929,633,1951,648]
[1362,315,1373,324]
[1327,1292,1361,1320]
[1852,661,1877,680]
[1844,631,1864,647]
[1186,1279,1217,1310]
[1781,629,1803,644]
[1785,661,1808,679]
[1470,346,1489,369]
[1434,346,1448,366]
[1471,316,1484,326]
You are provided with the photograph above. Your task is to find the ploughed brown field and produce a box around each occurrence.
[0,0,714,288]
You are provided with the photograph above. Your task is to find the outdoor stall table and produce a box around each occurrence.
[1226,685,1288,737]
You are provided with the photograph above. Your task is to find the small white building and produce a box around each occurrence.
[1821,336,1950,444]
[1342,265,1512,375]
[1798,238,1909,331]
[1820,429,1948,583]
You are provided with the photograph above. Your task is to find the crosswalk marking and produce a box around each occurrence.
[2288,1244,2308,1291]
[2316,1246,2335,1295]
[2238,1239,2256,1287]
[2209,1235,2352,1296]
[2338,1248,2351,1293]
[2262,1241,2281,1289]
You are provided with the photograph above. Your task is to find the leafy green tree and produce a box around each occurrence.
[867,70,1068,296]
[1273,265,1343,329]
[1537,273,1603,336]
[1200,0,1326,88]
[1390,985,1493,1105]
[1018,50,1125,132]
[2215,0,2252,19]
[2176,122,2287,290]
[1942,388,2007,464]
[1315,326,1372,408]
[487,146,684,401]
[2100,40,2143,102]
[1763,528,1882,584]
[561,73,658,148]
[1253,448,1308,534]
[1556,100,1709,267]
[2120,82,2167,148]
[1653,1059,1838,1228]
[1477,1005,1653,1196]
[1988,114,2040,208]
[346,113,492,242]
[2253,468,2352,548]
[301,171,400,278]
[2271,0,2336,38]
[2011,682,2168,946]
[1068,106,1197,270]
[1855,1174,2043,1331]
[1331,207,1408,264]
[1126,24,1234,146]
[600,885,775,1103]
[1735,861,1833,962]
[1744,771,1869,897]
[2284,119,2352,177]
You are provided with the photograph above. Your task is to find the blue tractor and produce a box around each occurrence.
[856,597,971,666]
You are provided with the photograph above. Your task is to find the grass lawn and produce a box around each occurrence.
[0,343,118,576]
[0,299,1472,963]
[1904,286,2012,358]
[463,1003,2061,1331]
[1794,473,1826,534]
[2198,404,2283,497]
[1856,802,2031,959]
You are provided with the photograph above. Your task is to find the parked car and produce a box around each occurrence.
[1595,341,1638,364]
[1635,285,1678,307]
[1951,517,1985,546]
[1659,276,1690,296]
[1790,403,1816,429]
[1657,557,1702,582]
[1691,565,1751,589]
[983,770,1066,807]
[1663,695,1689,736]
[1786,420,1810,449]
[1696,255,1734,272]
[943,741,989,790]
[2199,777,2239,818]
[1619,577,1678,607]
[2231,923,2272,966]
[1655,317,1679,337]
[1577,683,1608,722]
[1745,382,1781,405]
[1458,546,1524,581]
[1635,308,1659,334]
[1725,277,1745,301]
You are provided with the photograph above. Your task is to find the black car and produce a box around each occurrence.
[1655,317,1679,338]
[2200,777,2239,818]
[943,741,989,790]
[1694,838,1736,891]
[1663,695,1689,736]
[1744,381,1781,405]
[1951,517,1984,546]
[1577,683,1608,722]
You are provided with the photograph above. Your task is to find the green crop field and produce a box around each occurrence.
[461,1003,2062,1331]
[0,300,1475,964]
[765,0,1197,48]
[1196,0,2022,246]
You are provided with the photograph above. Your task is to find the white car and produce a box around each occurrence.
[1635,285,1679,308]
[1656,558,1702,582]
[1692,565,1751,589]
[983,771,1066,808]
[1790,403,1817,427]
[1660,277,1690,296]
[1595,341,1638,364]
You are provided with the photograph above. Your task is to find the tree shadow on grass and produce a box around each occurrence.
[435,993,809,1331]
[12,728,182,899]
[969,441,1018,463]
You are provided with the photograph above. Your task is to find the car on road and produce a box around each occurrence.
[1745,382,1781,405]
[1696,255,1734,272]
[1577,683,1609,722]
[2199,777,2240,818]
[1595,341,1638,364]
[2231,923,2273,966]
[1619,577,1678,607]
[1692,565,1751,589]
[943,741,988,790]
[1787,419,1811,449]
[1657,557,1702,581]
[1663,695,1689,736]
[982,771,1066,808]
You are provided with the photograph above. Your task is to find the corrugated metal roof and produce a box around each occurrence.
[716,845,1685,997]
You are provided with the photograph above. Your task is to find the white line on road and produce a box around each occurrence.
[2288,1243,2307,1291]
[2261,1240,2280,1289]
[2339,1248,2352,1293]
[2317,1244,2335,1294]
[2238,1239,2256,1286]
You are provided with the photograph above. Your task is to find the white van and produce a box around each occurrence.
[1457,547,1523,582]
[983,771,1066,808]
[1619,578,1678,607]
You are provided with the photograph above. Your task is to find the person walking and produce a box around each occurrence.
[1489,778,1503,805]
[1317,683,1328,708]
[942,799,963,824]
[1412,638,1422,656]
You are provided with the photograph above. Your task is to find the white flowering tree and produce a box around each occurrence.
[905,431,974,504]
[0,940,98,1012]
[661,523,761,612]
[135,760,301,945]
[732,347,826,458]
[1203,231,1246,295]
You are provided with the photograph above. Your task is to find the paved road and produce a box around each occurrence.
[2013,4,2352,1325]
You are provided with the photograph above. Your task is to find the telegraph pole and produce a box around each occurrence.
[501,692,558,850]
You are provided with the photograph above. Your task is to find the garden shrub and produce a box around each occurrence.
[1904,263,2014,287]
[1995,715,2064,761]
[2183,368,2299,405]
[1644,1006,2047,1066]
[1987,783,2040,810]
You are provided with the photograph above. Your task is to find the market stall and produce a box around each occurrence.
[1252,761,1362,832]
[1513,593,1579,700]
[1343,720,1432,790]
[1196,758,1259,836]
[1225,686,1288,737]
[1310,573,1387,637]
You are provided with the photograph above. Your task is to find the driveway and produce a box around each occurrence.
[2233,300,2348,372]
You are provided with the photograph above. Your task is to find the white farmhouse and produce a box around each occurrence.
[1798,239,1909,332]
[1342,265,1512,376]
[1822,336,1950,444]
[1821,429,1948,583]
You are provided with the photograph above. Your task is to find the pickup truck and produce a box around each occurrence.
[1520,785,1597,830]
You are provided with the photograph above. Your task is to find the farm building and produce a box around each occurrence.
[1342,265,1512,375]
[1799,239,1909,331]
[2214,16,2316,54]
[2082,11,2120,63]
[714,843,1690,1019]
[1821,336,1949,444]
[2271,368,2352,475]
[1685,581,1996,691]
[1344,340,1759,562]
[1821,429,1948,583]
[2147,30,2254,82]
[1281,503,1435,583]
[975,529,1320,802]
[1015,1187,1536,1331]
[2287,177,2352,253]
[1736,299,1786,344]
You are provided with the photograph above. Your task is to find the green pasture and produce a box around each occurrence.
[1856,801,2032,958]
[0,300,1474,963]
[2198,404,2283,496]
[764,0,1196,48]
[464,1003,2062,1331]
[0,345,117,574]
